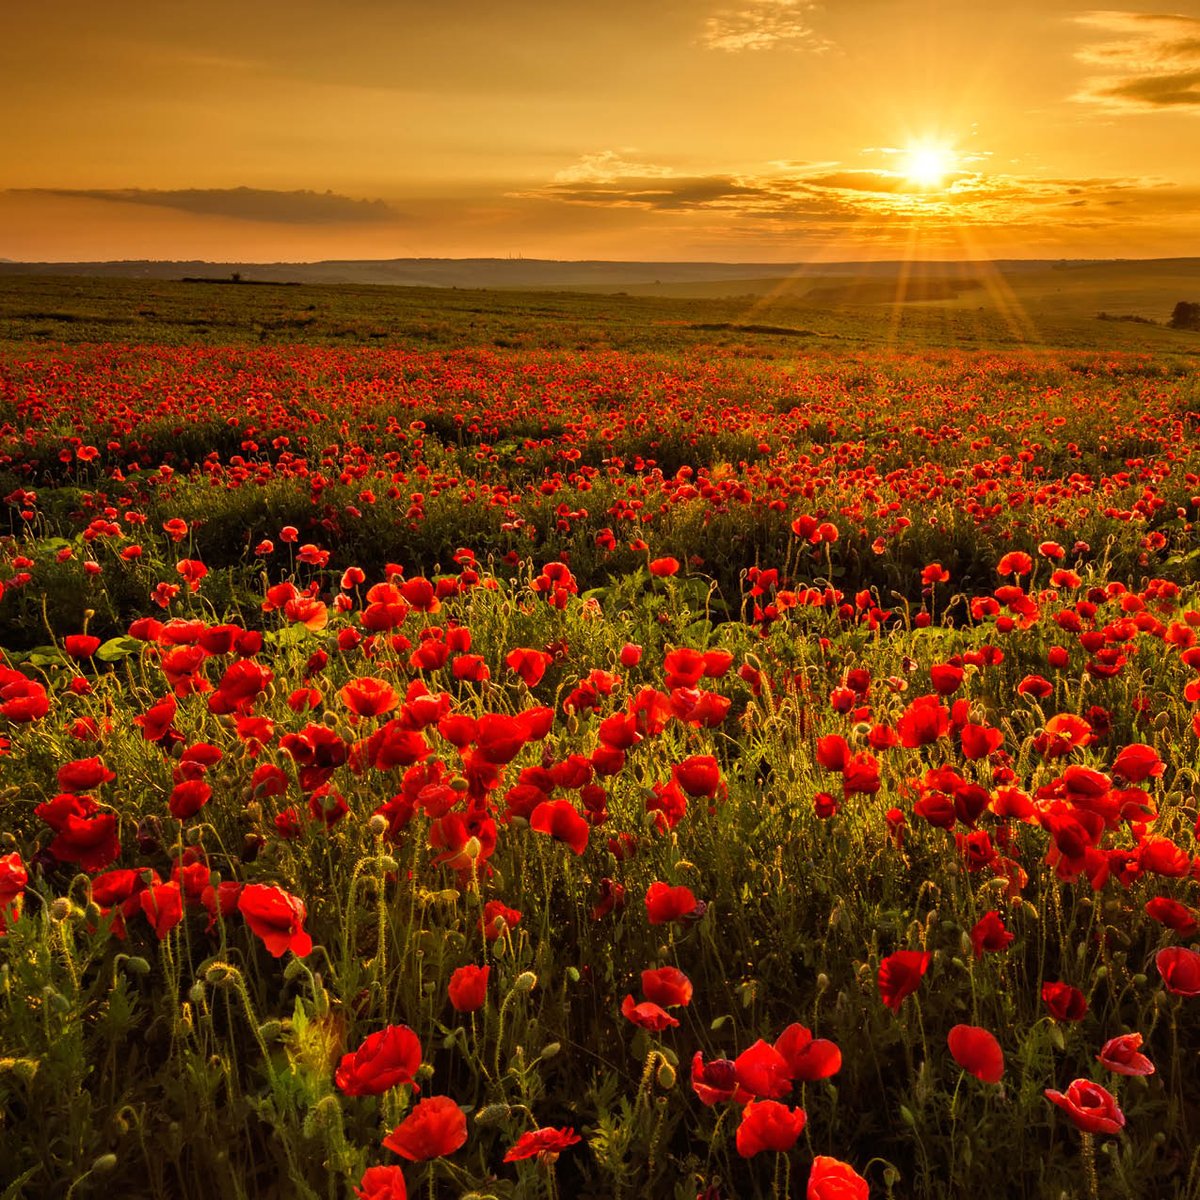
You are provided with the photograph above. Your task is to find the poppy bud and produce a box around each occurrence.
[474,1104,511,1127]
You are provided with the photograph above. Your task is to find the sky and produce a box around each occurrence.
[1,1,1198,262]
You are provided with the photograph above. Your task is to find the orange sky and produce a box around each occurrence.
[2,1,1198,262]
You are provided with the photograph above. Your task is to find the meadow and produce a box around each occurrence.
[1,277,1200,1199]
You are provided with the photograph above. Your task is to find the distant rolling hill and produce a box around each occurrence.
[2,256,1196,322]
[2,254,1181,290]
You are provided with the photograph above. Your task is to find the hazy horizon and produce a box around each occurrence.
[5,252,1200,268]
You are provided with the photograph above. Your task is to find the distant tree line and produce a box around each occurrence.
[1096,312,1157,325]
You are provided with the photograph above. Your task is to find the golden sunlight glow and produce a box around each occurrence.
[902,141,956,189]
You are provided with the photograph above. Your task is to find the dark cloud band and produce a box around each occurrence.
[10,187,398,224]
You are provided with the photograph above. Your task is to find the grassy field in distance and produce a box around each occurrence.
[1,269,1198,356]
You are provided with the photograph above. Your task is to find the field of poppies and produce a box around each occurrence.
[2,327,1200,1199]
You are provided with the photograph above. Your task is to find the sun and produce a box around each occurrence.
[902,141,956,189]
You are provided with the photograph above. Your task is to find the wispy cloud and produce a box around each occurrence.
[516,153,764,211]
[702,0,831,53]
[1073,11,1200,112]
[10,187,399,224]
[551,151,676,185]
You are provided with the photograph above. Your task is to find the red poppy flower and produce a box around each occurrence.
[997,551,1033,577]
[1046,710,1094,758]
[774,1023,841,1081]
[1145,897,1197,935]
[646,777,688,832]
[644,881,700,925]
[961,723,1004,760]
[481,900,522,941]
[619,642,643,667]
[807,1156,869,1200]
[649,557,680,577]
[734,1039,792,1099]
[1017,674,1054,700]
[813,792,839,819]
[877,950,931,1013]
[506,648,552,687]
[621,994,680,1031]
[56,756,115,793]
[896,696,949,748]
[169,779,212,819]
[1062,764,1112,801]
[929,663,964,695]
[447,964,490,1013]
[202,880,243,929]
[176,558,208,591]
[139,881,184,939]
[0,676,50,723]
[475,713,528,764]
[355,1165,408,1200]
[502,1126,581,1162]
[735,1099,806,1157]
[529,799,590,856]
[590,876,626,921]
[702,649,733,678]
[339,677,400,718]
[1139,837,1191,878]
[1097,1033,1154,1077]
[64,634,101,659]
[399,578,440,613]
[516,705,554,742]
[815,735,850,772]
[1042,981,1088,1021]
[641,966,693,1008]
[1156,946,1200,996]
[34,793,120,872]
[947,1025,1004,1083]
[452,655,490,683]
[673,755,722,798]
[237,883,313,957]
[1044,1079,1125,1135]
[970,911,1014,959]
[135,694,178,742]
[1112,743,1163,783]
[336,1025,423,1096]
[309,785,349,827]
[842,753,881,796]
[672,688,730,729]
[0,851,27,932]
[663,647,706,689]
[691,1053,739,1105]
[383,1096,467,1161]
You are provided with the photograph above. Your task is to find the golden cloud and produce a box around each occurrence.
[1073,11,1200,111]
